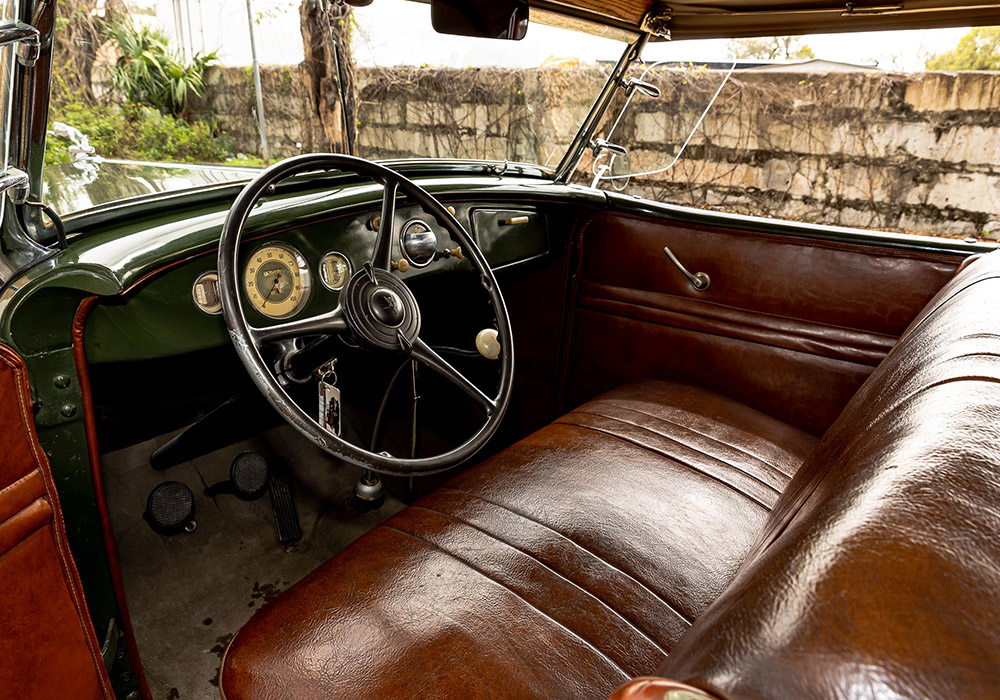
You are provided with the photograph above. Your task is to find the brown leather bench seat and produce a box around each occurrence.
[222,250,1000,700]
[220,380,817,700]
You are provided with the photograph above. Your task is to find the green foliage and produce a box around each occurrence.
[727,36,815,61]
[225,156,268,168]
[107,20,218,116]
[46,100,233,166]
[926,27,1000,71]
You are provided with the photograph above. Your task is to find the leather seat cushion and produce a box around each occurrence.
[220,380,817,700]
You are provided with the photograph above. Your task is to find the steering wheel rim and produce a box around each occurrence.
[218,153,514,476]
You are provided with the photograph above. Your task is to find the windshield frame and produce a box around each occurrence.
[4,3,648,250]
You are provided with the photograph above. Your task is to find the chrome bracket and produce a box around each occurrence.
[640,4,672,40]
[0,168,29,205]
[0,20,41,67]
[664,246,710,291]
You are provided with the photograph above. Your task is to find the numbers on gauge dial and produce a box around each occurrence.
[243,243,312,319]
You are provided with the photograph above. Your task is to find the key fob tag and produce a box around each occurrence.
[317,365,342,437]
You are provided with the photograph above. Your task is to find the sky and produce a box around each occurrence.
[148,0,973,73]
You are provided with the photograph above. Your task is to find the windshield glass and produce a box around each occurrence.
[586,27,1000,243]
[42,0,626,214]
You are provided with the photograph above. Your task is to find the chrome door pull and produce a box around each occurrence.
[663,246,710,291]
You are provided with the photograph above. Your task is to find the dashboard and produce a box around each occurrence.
[83,199,551,364]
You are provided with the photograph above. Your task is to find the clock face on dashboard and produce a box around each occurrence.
[243,243,311,319]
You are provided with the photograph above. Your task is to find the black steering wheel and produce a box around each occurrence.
[218,154,514,475]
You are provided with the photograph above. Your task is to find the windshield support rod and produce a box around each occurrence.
[553,32,649,184]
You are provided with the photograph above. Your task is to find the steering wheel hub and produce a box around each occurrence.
[369,288,405,327]
[343,267,421,350]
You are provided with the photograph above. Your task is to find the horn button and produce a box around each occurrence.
[343,268,421,351]
[369,288,405,327]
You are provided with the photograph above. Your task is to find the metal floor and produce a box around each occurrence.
[102,424,405,700]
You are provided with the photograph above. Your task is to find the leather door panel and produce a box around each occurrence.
[564,212,960,435]
[0,343,113,699]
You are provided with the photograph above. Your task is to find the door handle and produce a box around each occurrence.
[663,246,710,291]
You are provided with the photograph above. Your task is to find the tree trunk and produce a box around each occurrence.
[300,0,358,154]
[51,0,127,106]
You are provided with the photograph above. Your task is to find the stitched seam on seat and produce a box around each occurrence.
[409,503,673,656]
[572,407,791,488]
[594,400,799,480]
[381,523,631,679]
[437,487,695,625]
[555,419,775,510]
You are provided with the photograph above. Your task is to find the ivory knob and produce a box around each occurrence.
[475,329,501,360]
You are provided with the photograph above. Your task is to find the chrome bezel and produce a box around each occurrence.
[244,242,312,320]
[399,219,438,268]
[191,270,223,316]
[318,251,352,291]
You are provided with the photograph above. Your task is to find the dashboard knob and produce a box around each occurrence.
[476,328,501,360]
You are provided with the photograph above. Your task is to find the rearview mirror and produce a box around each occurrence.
[430,0,528,40]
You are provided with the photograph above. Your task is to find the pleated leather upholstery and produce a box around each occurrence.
[220,381,816,700]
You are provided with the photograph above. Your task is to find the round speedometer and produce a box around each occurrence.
[243,243,311,319]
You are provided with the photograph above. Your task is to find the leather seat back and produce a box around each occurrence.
[659,251,1000,699]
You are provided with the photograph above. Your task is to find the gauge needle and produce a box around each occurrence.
[262,273,282,308]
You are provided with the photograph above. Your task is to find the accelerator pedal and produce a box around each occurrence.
[268,463,302,547]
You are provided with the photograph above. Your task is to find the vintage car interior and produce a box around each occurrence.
[1,0,999,699]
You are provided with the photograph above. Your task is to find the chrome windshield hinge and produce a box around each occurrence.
[0,168,29,205]
[640,4,672,40]
[0,20,41,67]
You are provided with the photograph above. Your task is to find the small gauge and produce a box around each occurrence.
[192,271,222,315]
[319,252,352,291]
[243,243,311,319]
[400,219,438,267]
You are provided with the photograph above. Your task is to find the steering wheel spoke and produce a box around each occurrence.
[410,337,498,413]
[371,179,399,270]
[251,306,347,344]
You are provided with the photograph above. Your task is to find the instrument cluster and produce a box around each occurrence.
[191,217,443,319]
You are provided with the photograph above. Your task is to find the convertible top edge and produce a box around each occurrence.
[526,0,1000,39]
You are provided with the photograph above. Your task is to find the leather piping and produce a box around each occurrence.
[597,400,795,479]
[573,409,785,495]
[72,297,153,700]
[381,522,632,679]
[555,417,774,510]
[437,486,694,626]
[0,342,116,699]
[409,502,671,657]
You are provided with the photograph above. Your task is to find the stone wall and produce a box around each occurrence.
[200,64,1000,239]
[191,65,327,158]
[612,68,1000,238]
